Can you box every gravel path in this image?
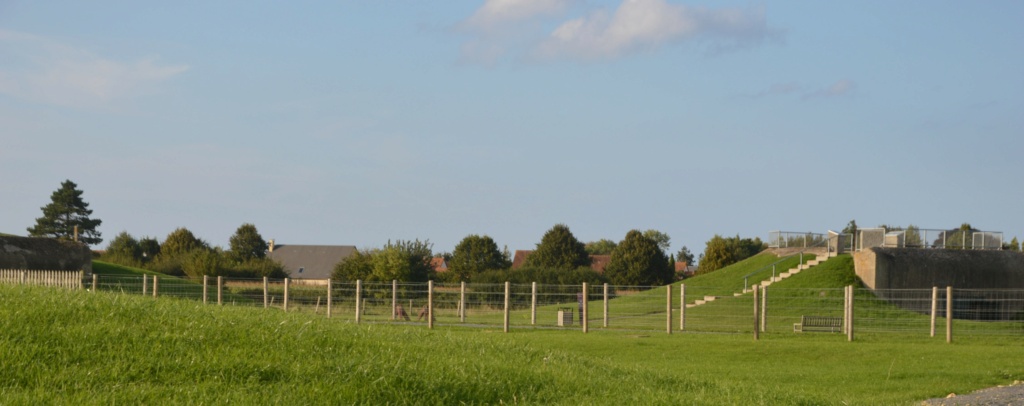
[921,382,1024,405]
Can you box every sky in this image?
[1,1,1022,258]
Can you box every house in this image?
[431,257,449,273]
[265,240,356,280]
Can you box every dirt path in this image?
[921,382,1024,405]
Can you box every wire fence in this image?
[7,273,1024,340]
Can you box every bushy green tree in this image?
[104,231,141,266]
[696,234,765,275]
[449,234,510,282]
[642,229,672,252]
[605,230,672,286]
[161,227,208,256]
[27,180,103,245]
[526,224,591,271]
[1007,237,1020,252]
[676,246,695,265]
[139,237,160,261]
[181,249,228,278]
[228,223,267,261]
[332,249,375,281]
[370,239,433,282]
[585,239,618,255]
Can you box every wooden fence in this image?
[0,269,84,289]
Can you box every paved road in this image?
[922,382,1024,405]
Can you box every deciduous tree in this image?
[526,224,591,271]
[605,230,672,286]
[585,239,618,255]
[450,234,510,282]
[229,223,268,261]
[27,180,103,245]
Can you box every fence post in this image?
[847,285,854,342]
[142,274,148,295]
[327,279,333,318]
[946,286,953,343]
[283,278,290,312]
[752,285,759,341]
[760,285,767,333]
[680,283,686,331]
[428,280,434,330]
[91,274,97,292]
[217,276,224,306]
[152,275,158,298]
[930,286,938,337]
[503,281,510,333]
[461,281,467,323]
[603,283,609,328]
[78,270,84,290]
[356,280,362,324]
[582,282,589,334]
[391,280,398,320]
[202,275,208,305]
[666,284,672,335]
[20,270,26,285]
[263,277,269,309]
[530,282,536,325]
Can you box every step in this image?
[704,295,717,302]
[694,299,706,305]
[685,303,699,308]
[734,292,743,297]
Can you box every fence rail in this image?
[8,273,1024,341]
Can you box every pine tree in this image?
[27,180,102,245]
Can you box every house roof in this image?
[431,257,448,272]
[266,244,357,279]
[511,250,533,269]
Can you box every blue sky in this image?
[2,1,1022,257]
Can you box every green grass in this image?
[1,284,1023,405]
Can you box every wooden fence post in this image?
[327,279,333,318]
[946,286,953,343]
[930,286,938,337]
[20,270,25,285]
[503,281,510,333]
[680,283,686,331]
[202,275,208,304]
[530,282,536,325]
[752,285,759,341]
[428,280,434,329]
[761,285,767,333]
[356,280,362,324]
[391,280,398,320]
[78,270,84,290]
[91,274,98,292]
[603,283,609,328]
[142,274,148,295]
[263,277,269,309]
[217,276,223,306]
[460,281,467,323]
[283,278,290,312]
[666,284,672,335]
[583,282,589,334]
[843,285,851,342]
[152,275,158,298]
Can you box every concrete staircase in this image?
[685,251,833,309]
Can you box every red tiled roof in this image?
[431,257,448,272]
[510,250,610,274]
[511,250,533,269]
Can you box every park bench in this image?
[793,315,843,333]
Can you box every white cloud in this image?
[0,29,188,108]
[536,0,777,60]
[462,0,574,31]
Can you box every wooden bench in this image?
[793,316,843,333]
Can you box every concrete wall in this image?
[854,248,1024,290]
[0,236,92,274]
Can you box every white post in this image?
[582,282,589,334]
[530,282,536,325]
[283,278,290,312]
[847,285,854,342]
[680,283,686,331]
[461,281,467,323]
[930,287,938,337]
[752,285,759,341]
[142,274,148,295]
[152,275,158,298]
[202,275,209,305]
[603,283,609,328]
[91,274,98,292]
[843,285,850,334]
[946,286,953,343]
[263,277,269,309]
[666,284,672,335]
[356,280,362,323]
[392,280,398,320]
[503,281,510,333]
[327,279,333,318]
[760,285,767,332]
[428,280,434,329]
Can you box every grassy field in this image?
[1,281,1023,405]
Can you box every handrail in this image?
[743,238,831,291]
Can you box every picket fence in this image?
[0,269,84,289]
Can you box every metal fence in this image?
[768,231,827,248]
[854,228,1004,250]
[55,274,1024,340]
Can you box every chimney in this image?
[268,239,275,253]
